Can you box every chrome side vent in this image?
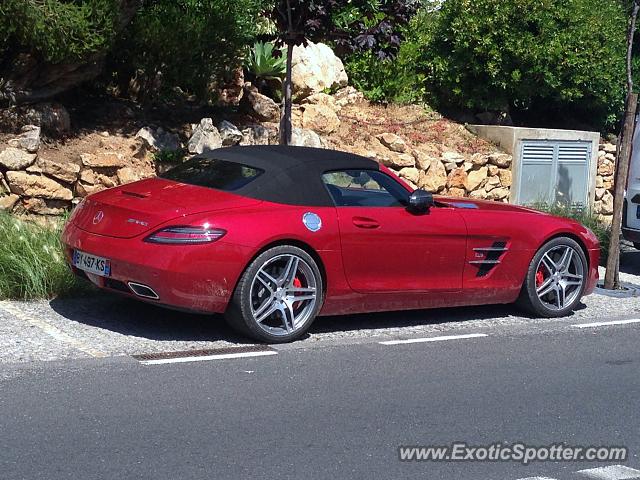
[469,241,509,277]
[128,282,160,300]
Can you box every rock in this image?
[76,182,102,197]
[240,124,271,146]
[412,150,437,171]
[463,162,474,172]
[33,158,80,184]
[447,187,466,197]
[334,86,364,107]
[442,151,465,164]
[447,168,468,189]
[8,125,41,153]
[6,171,73,200]
[21,198,69,216]
[302,104,340,134]
[604,153,615,162]
[398,167,420,185]
[595,188,606,200]
[600,191,614,215]
[217,120,243,146]
[602,143,617,154]
[465,166,488,192]
[487,186,510,200]
[376,133,406,153]
[470,153,488,166]
[80,152,127,168]
[598,161,614,176]
[419,160,447,192]
[488,153,512,168]
[187,118,223,154]
[603,177,614,190]
[488,165,499,176]
[0,147,37,170]
[484,176,501,192]
[0,194,19,211]
[135,127,180,152]
[290,128,324,148]
[241,84,280,122]
[117,167,141,185]
[79,169,96,185]
[497,169,512,187]
[596,176,604,188]
[38,103,71,136]
[469,189,486,199]
[302,92,340,111]
[444,162,458,172]
[291,41,348,99]
[380,153,415,169]
[216,67,245,107]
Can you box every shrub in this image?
[113,0,264,102]
[344,7,435,104]
[0,213,86,300]
[422,0,627,130]
[531,202,611,261]
[0,0,121,63]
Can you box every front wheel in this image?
[517,237,587,317]
[225,245,324,343]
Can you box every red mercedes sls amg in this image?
[63,146,600,342]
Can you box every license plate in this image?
[72,250,111,277]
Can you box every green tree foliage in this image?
[423,0,628,129]
[113,0,264,101]
[0,0,121,63]
[344,6,435,103]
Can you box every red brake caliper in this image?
[536,267,545,288]
[293,277,302,310]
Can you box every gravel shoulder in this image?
[1,250,640,365]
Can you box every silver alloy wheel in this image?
[535,245,584,311]
[249,254,318,336]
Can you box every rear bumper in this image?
[62,222,251,314]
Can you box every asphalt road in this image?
[1,317,640,480]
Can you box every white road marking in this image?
[379,333,488,345]
[572,319,640,329]
[0,301,107,358]
[576,465,640,479]
[515,477,557,480]
[139,350,278,365]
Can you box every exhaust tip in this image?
[127,282,160,300]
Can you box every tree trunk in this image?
[280,41,294,146]
[604,0,640,289]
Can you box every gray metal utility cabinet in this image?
[467,125,600,208]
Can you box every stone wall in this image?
[594,142,616,221]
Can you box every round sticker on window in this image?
[302,212,322,232]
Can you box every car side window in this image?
[322,170,409,207]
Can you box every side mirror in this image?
[407,189,434,213]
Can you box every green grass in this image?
[0,212,89,300]
[531,202,611,261]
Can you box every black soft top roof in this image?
[202,145,380,207]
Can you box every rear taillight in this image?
[144,226,226,244]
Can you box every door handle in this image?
[352,217,380,229]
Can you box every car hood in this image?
[437,197,547,215]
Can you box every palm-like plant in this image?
[245,41,287,101]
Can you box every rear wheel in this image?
[225,245,323,343]
[517,237,587,317]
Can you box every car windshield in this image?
[161,157,263,191]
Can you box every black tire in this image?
[517,236,588,317]
[634,242,640,251]
[225,245,324,343]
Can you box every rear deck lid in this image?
[73,178,260,238]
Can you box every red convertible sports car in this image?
[63,145,600,342]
